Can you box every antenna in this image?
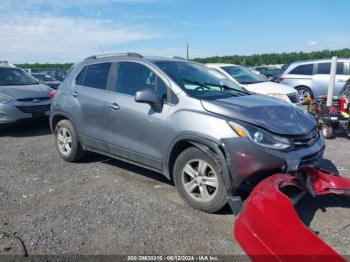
[186,42,189,60]
[99,45,105,55]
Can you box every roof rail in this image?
[84,52,143,61]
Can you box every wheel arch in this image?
[295,85,314,97]
[164,136,233,195]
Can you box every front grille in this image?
[300,150,323,167]
[288,93,300,104]
[16,104,50,114]
[293,128,320,150]
[16,97,50,102]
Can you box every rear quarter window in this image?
[317,62,344,75]
[289,64,314,75]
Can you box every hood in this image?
[245,81,297,95]
[201,94,316,135]
[0,84,53,99]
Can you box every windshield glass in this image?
[222,66,267,84]
[155,61,247,100]
[0,68,38,85]
[45,75,56,81]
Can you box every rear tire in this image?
[173,147,227,213]
[55,119,85,162]
[322,124,333,139]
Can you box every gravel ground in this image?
[0,121,349,257]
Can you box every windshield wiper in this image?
[203,82,250,95]
[182,79,212,90]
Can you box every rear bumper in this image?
[234,168,350,261]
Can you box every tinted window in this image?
[33,74,45,81]
[290,64,313,75]
[337,62,344,74]
[317,62,344,75]
[317,63,331,74]
[116,62,167,101]
[84,63,111,90]
[76,67,87,86]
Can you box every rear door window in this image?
[289,64,314,75]
[317,63,331,74]
[84,63,111,90]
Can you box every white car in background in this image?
[206,63,300,104]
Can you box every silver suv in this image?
[279,59,350,102]
[0,61,53,126]
[50,53,325,213]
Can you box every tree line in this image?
[14,48,350,69]
[16,63,73,70]
[193,48,350,66]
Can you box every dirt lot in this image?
[0,121,350,257]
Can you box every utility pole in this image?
[186,43,189,60]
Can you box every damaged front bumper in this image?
[233,168,350,261]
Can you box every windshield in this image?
[45,75,56,81]
[0,68,38,85]
[155,61,247,100]
[222,66,267,84]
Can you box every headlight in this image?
[266,93,290,103]
[228,121,292,150]
[0,94,13,104]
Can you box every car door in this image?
[103,61,171,170]
[71,62,114,152]
[312,62,350,97]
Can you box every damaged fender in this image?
[234,168,350,261]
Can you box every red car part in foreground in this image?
[233,167,350,261]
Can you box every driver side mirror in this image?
[135,88,163,113]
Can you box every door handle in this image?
[72,90,79,97]
[337,79,346,83]
[108,103,120,110]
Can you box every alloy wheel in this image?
[298,89,311,103]
[181,159,219,202]
[57,127,73,156]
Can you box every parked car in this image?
[50,53,324,213]
[0,61,53,126]
[279,59,350,103]
[31,73,62,89]
[206,64,300,104]
[253,66,281,81]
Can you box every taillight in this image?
[49,90,57,102]
[339,97,348,113]
[278,77,285,82]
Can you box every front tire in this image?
[55,119,85,162]
[296,86,313,104]
[173,147,227,213]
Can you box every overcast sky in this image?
[1,0,350,63]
